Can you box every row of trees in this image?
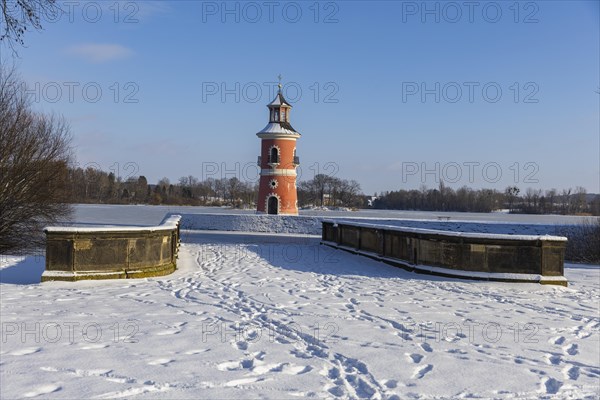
[510,186,597,215]
[68,170,599,215]
[373,183,600,215]
[298,174,364,209]
[68,167,599,216]
[65,168,366,209]
[67,167,259,207]
[373,184,503,213]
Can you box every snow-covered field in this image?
[1,206,599,398]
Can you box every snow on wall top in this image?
[324,219,568,242]
[43,215,182,234]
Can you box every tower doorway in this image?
[267,196,279,215]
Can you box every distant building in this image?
[367,196,378,207]
[255,82,300,215]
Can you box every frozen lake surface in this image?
[69,204,594,227]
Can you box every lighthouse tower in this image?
[256,81,300,215]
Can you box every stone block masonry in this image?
[321,220,568,286]
[42,215,181,282]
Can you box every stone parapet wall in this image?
[42,215,181,282]
[321,220,568,286]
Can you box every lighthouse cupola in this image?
[268,85,292,124]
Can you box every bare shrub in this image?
[0,65,73,254]
[558,218,600,264]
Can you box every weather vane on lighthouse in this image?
[255,74,301,215]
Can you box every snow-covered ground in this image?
[1,228,599,399]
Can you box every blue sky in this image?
[2,0,598,194]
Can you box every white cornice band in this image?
[261,169,297,176]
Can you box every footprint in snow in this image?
[419,343,433,352]
[563,343,578,355]
[405,353,424,363]
[563,365,580,380]
[383,379,398,388]
[540,377,563,395]
[550,336,566,345]
[327,385,344,397]
[545,353,562,365]
[234,341,249,350]
[412,364,433,379]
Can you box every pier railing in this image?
[321,220,568,286]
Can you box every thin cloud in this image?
[66,43,133,63]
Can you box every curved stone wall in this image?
[321,220,568,286]
[42,215,181,282]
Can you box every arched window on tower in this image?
[274,110,280,121]
[281,109,286,122]
[269,147,279,164]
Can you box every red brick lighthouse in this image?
[256,80,300,215]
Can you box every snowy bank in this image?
[175,212,581,237]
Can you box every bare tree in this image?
[0,65,73,253]
[560,188,572,214]
[545,188,557,214]
[505,186,520,212]
[1,0,60,49]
